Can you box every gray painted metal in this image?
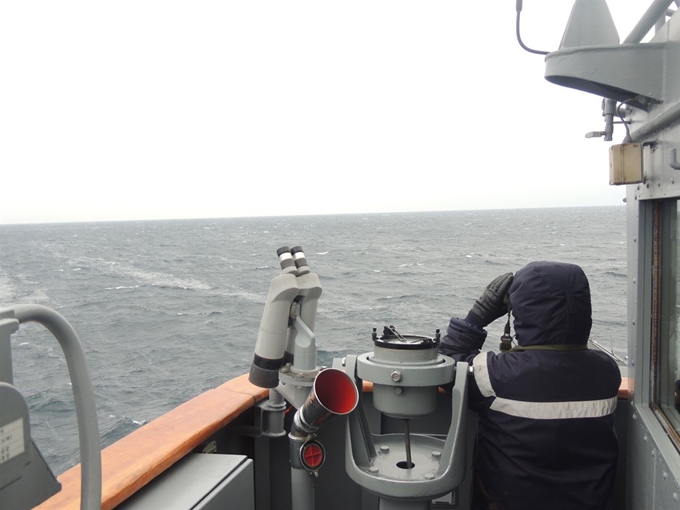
[545,43,666,110]
[0,383,32,491]
[0,441,61,510]
[624,0,675,43]
[558,0,619,49]
[119,454,254,510]
[547,4,680,510]
[0,317,18,385]
[627,408,680,509]
[357,353,455,387]
[0,382,61,510]
[346,361,468,504]
[357,349,455,419]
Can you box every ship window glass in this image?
[659,200,680,431]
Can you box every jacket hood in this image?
[508,261,592,346]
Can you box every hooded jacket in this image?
[440,261,620,510]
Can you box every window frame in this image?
[653,199,680,448]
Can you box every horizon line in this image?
[0,204,626,227]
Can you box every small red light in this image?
[301,442,325,470]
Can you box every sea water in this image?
[0,206,626,475]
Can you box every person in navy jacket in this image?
[439,261,620,510]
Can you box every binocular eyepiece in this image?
[276,246,310,275]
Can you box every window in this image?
[658,200,680,435]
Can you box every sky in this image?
[0,1,652,224]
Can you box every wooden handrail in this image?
[619,376,630,400]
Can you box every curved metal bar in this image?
[11,305,101,510]
[630,101,680,142]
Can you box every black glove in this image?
[469,272,514,327]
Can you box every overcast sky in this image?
[0,1,650,224]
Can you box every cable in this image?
[617,103,632,143]
[516,0,549,56]
[616,97,639,143]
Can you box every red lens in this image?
[302,442,324,469]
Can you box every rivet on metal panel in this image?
[369,466,379,474]
[651,449,656,457]
[380,446,390,454]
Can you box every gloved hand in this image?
[469,272,514,327]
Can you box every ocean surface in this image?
[0,206,627,475]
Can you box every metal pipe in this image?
[291,317,317,372]
[11,304,101,510]
[630,100,680,142]
[291,467,315,510]
[624,0,674,43]
[403,420,413,469]
[0,317,18,384]
[290,368,358,438]
[604,99,616,141]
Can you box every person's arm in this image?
[439,314,488,364]
[438,273,514,396]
